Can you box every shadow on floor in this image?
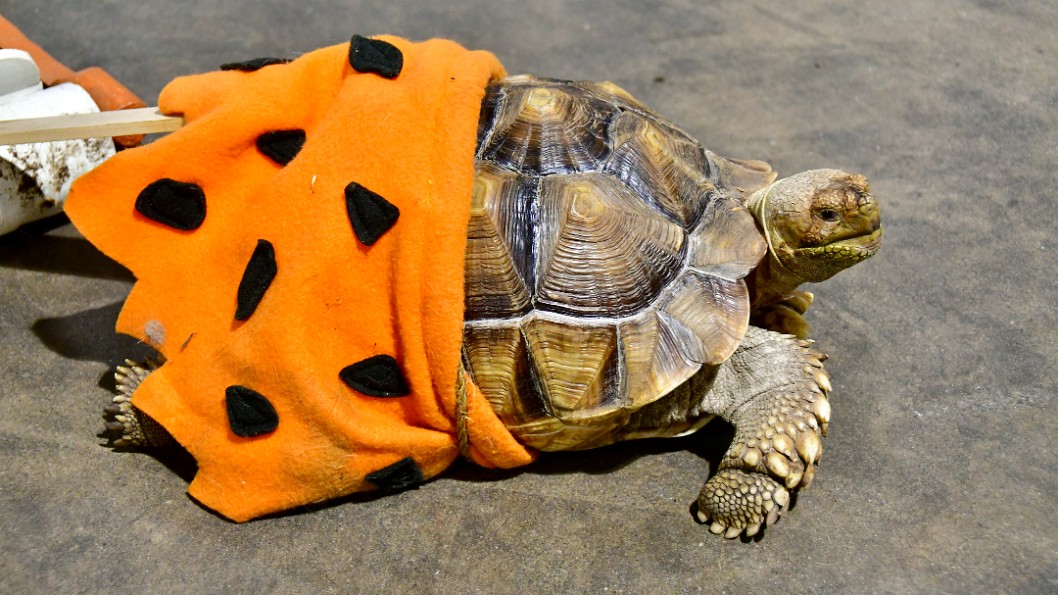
[33,302,155,388]
[0,216,133,281]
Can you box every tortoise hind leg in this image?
[104,358,174,447]
[694,327,831,538]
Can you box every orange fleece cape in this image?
[66,36,535,522]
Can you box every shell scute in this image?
[617,311,702,410]
[605,111,718,227]
[689,196,768,281]
[658,271,751,365]
[521,317,621,415]
[461,324,544,424]
[477,82,616,176]
[463,163,536,319]
[534,172,686,317]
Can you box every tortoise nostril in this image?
[862,205,882,230]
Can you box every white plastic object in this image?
[0,49,115,235]
[0,49,43,103]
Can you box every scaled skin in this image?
[746,169,882,337]
[617,326,833,538]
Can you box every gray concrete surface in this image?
[1,1,1056,592]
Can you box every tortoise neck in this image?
[748,255,803,308]
[745,184,804,308]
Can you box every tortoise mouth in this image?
[797,226,883,261]
[832,226,883,252]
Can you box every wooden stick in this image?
[0,107,183,145]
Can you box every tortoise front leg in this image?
[694,328,831,538]
[750,290,814,339]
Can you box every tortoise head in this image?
[746,169,882,304]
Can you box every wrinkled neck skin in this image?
[747,250,802,309]
[745,183,826,308]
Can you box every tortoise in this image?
[101,56,881,538]
[461,75,881,536]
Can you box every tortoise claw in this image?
[697,469,789,539]
[101,357,173,447]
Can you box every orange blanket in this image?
[66,35,535,522]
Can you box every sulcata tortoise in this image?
[461,75,881,537]
[69,36,881,538]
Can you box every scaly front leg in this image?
[694,327,831,538]
[750,290,814,339]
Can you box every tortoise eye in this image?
[819,208,840,222]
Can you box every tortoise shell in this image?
[462,76,775,450]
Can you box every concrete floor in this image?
[1,1,1056,592]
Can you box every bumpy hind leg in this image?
[104,358,174,447]
[694,327,832,538]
